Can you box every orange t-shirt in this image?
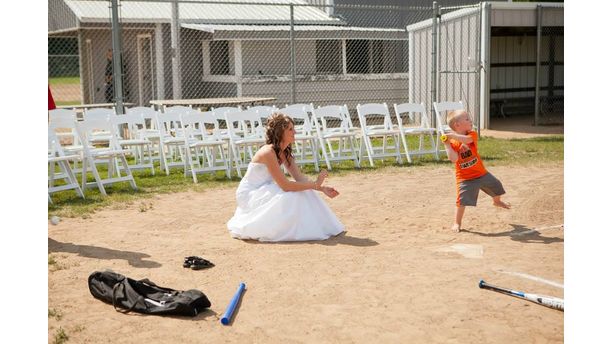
[450,131,487,182]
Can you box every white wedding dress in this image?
[227,162,344,242]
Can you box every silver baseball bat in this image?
[479,280,564,311]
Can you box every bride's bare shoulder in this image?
[252,144,275,163]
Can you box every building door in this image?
[137,35,155,106]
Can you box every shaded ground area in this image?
[485,114,564,139]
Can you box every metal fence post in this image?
[431,1,439,123]
[110,0,124,114]
[171,0,182,100]
[534,4,542,126]
[290,4,296,104]
[479,1,491,132]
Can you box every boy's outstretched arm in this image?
[446,133,474,144]
[443,141,459,162]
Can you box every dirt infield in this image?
[50,84,81,102]
[48,163,563,343]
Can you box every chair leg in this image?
[349,137,359,168]
[187,147,198,183]
[88,158,107,196]
[319,136,332,170]
[119,154,138,190]
[394,135,403,164]
[364,137,375,167]
[399,132,412,164]
[62,160,84,199]
[430,133,440,160]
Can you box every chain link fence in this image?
[48,0,432,114]
[437,4,482,129]
[488,4,564,126]
[48,1,563,128]
[536,6,564,125]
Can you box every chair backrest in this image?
[433,101,465,132]
[181,109,219,140]
[248,105,278,121]
[356,103,394,130]
[83,108,116,121]
[393,102,432,129]
[279,103,315,134]
[210,106,242,120]
[75,118,120,149]
[126,106,159,124]
[111,113,146,139]
[156,111,183,137]
[48,127,65,157]
[224,109,261,139]
[49,109,77,130]
[312,105,352,133]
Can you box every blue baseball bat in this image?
[221,282,246,325]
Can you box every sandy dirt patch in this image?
[48,163,563,343]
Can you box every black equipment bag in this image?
[88,270,211,316]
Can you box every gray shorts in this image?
[457,172,505,207]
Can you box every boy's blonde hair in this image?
[447,110,468,131]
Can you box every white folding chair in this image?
[75,118,138,196]
[111,113,155,175]
[181,109,230,182]
[278,104,320,171]
[49,109,80,150]
[210,106,243,141]
[433,101,465,156]
[83,108,116,144]
[157,106,191,175]
[83,108,115,121]
[224,109,266,177]
[356,103,403,167]
[248,105,278,118]
[312,105,360,169]
[125,106,166,170]
[393,102,439,162]
[248,105,279,137]
[48,128,84,203]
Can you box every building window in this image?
[347,40,402,74]
[316,40,342,74]
[210,41,230,75]
[346,40,369,74]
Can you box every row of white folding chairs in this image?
[168,102,442,172]
[49,108,156,176]
[49,101,464,200]
[48,115,138,202]
[355,101,470,167]
[220,103,359,176]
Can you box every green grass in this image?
[48,308,63,321]
[49,77,80,85]
[48,135,563,217]
[55,101,81,106]
[53,327,69,344]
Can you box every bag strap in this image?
[112,281,144,314]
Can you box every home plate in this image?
[436,244,484,259]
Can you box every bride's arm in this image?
[260,147,322,192]
[285,156,332,190]
[285,156,310,182]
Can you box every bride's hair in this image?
[265,113,294,165]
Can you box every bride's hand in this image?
[321,186,339,198]
[315,169,329,188]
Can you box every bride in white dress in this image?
[227,113,345,242]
